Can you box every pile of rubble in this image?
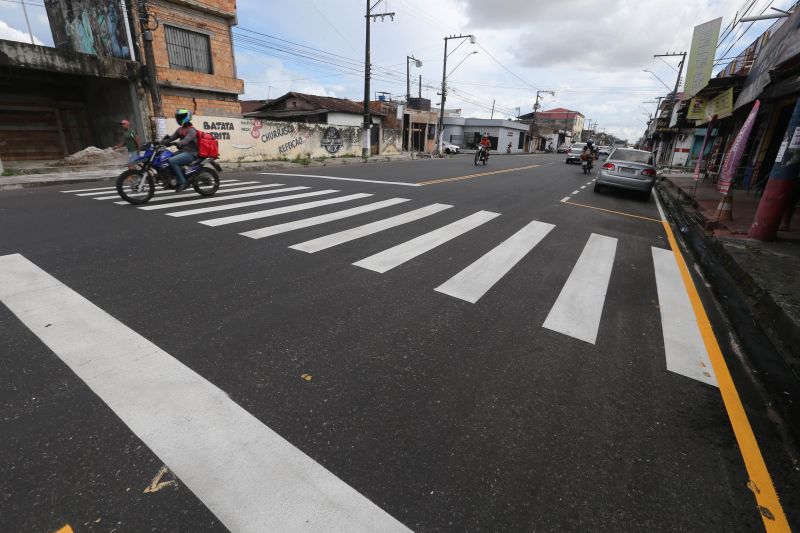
[62,146,127,166]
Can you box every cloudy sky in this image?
[1,0,795,142]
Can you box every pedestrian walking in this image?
[114,119,140,168]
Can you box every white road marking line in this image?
[586,182,592,185]
[93,181,260,201]
[64,186,117,194]
[165,190,338,217]
[113,184,286,205]
[77,179,241,197]
[560,196,570,203]
[199,193,372,227]
[0,253,410,533]
[653,188,667,220]
[259,172,421,187]
[542,233,618,344]
[651,247,718,386]
[353,210,500,274]
[241,198,410,239]
[580,185,586,189]
[138,187,308,211]
[291,204,453,253]
[571,190,580,195]
[435,220,555,303]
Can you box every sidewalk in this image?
[0,153,417,191]
[658,172,800,432]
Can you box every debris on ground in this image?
[62,146,126,166]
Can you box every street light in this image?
[406,55,422,103]
[436,34,476,153]
[642,69,672,92]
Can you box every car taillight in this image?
[641,168,656,176]
[602,163,615,170]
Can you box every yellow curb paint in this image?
[54,527,74,533]
[561,200,662,223]
[660,217,789,532]
[416,164,541,185]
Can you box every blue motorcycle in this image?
[116,142,221,205]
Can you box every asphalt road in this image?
[1,153,798,532]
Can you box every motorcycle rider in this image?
[480,134,491,160]
[581,140,595,168]
[162,108,198,193]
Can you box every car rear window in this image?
[611,149,653,164]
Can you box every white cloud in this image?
[0,19,43,45]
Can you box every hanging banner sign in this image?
[684,17,723,97]
[718,100,760,194]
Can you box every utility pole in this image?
[529,89,554,152]
[21,0,34,44]
[654,52,687,117]
[490,99,495,119]
[418,75,421,98]
[362,1,395,159]
[436,34,475,153]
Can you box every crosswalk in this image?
[60,179,719,385]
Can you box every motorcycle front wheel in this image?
[192,168,220,196]
[474,151,480,165]
[116,169,155,204]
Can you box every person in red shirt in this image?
[480,134,491,159]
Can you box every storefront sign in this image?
[789,126,800,149]
[686,97,707,120]
[718,100,760,194]
[684,18,723,97]
[700,88,733,124]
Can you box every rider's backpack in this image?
[196,130,220,159]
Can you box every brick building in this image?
[144,0,244,117]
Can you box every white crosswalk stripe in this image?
[139,186,309,211]
[353,211,500,274]
[64,185,118,194]
[92,181,259,201]
[240,198,411,239]
[165,190,339,217]
[0,253,411,533]
[77,179,242,197]
[199,193,373,227]
[113,183,286,205]
[542,233,617,344]
[435,219,555,304]
[652,247,717,386]
[290,204,453,254]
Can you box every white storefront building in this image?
[442,118,530,153]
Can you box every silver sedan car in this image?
[594,148,657,197]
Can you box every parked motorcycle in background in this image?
[116,142,222,204]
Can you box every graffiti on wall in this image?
[170,116,364,162]
[321,127,343,154]
[46,0,131,59]
[382,128,402,154]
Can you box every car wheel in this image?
[594,181,602,192]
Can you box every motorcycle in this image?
[474,146,489,166]
[116,142,222,205]
[581,152,594,174]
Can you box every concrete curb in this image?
[657,182,800,440]
[0,155,419,191]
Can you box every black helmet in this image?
[175,108,192,126]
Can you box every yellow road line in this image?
[561,200,662,223]
[416,164,541,185]
[657,199,789,531]
[54,526,74,533]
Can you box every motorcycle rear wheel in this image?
[116,169,155,204]
[192,168,220,196]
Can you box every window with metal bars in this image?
[164,25,212,74]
